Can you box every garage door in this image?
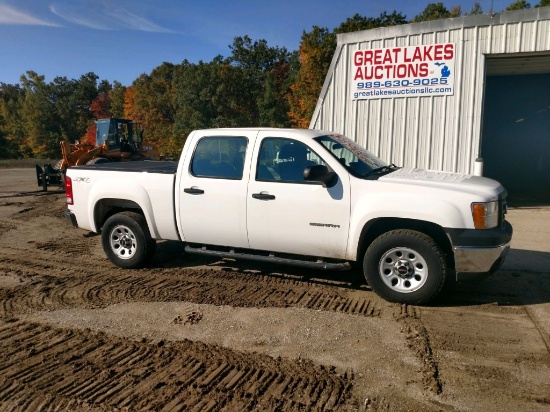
[481,54,550,204]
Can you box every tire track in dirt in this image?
[0,220,17,237]
[0,321,354,411]
[393,304,442,395]
[0,245,382,319]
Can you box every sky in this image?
[0,0,522,87]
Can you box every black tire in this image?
[363,230,446,305]
[86,157,111,165]
[101,211,156,269]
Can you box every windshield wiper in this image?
[362,164,400,179]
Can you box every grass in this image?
[0,159,57,169]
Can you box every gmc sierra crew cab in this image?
[64,128,512,304]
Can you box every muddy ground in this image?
[0,168,549,411]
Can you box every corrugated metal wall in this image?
[310,9,550,174]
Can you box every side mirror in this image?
[304,165,336,187]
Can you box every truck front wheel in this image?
[101,211,156,269]
[363,230,446,304]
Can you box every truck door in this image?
[246,132,351,259]
[177,133,250,248]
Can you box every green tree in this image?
[335,11,407,34]
[229,35,296,127]
[51,72,99,141]
[413,2,452,22]
[72,72,100,135]
[211,63,255,127]
[506,0,531,10]
[131,62,177,155]
[16,71,101,158]
[167,34,297,154]
[172,61,217,154]
[97,79,111,96]
[535,0,550,6]
[19,71,58,157]
[465,2,483,15]
[109,81,126,119]
[0,83,25,158]
[258,54,298,128]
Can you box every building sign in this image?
[351,43,455,100]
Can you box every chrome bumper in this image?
[453,242,510,281]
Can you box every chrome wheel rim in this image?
[378,247,428,293]
[109,225,137,260]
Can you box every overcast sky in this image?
[0,0,521,86]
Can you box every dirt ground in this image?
[0,168,549,411]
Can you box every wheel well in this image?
[357,218,454,269]
[94,199,144,231]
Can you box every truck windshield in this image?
[314,134,395,179]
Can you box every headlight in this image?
[471,201,498,229]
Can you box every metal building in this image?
[310,8,550,201]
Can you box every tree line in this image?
[1,1,547,159]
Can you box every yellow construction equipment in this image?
[37,118,158,189]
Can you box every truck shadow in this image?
[152,241,367,291]
[433,248,550,307]
[153,242,550,307]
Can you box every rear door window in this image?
[191,136,248,179]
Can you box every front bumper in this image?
[446,220,513,281]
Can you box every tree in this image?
[90,93,111,119]
[288,26,336,128]
[52,73,99,143]
[450,6,462,16]
[14,70,102,158]
[413,3,452,22]
[258,54,298,128]
[465,2,483,15]
[19,71,57,157]
[228,35,296,127]
[130,62,177,155]
[288,11,407,128]
[229,35,290,75]
[67,72,100,138]
[535,0,550,6]
[97,79,111,96]
[0,83,25,158]
[506,0,531,10]
[123,86,137,121]
[335,11,407,34]
[172,61,216,153]
[109,81,126,119]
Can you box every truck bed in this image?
[73,160,178,174]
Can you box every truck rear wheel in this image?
[101,211,156,269]
[363,230,446,304]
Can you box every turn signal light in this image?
[471,201,498,229]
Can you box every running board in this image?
[184,245,351,271]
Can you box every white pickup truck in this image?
[64,128,512,304]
